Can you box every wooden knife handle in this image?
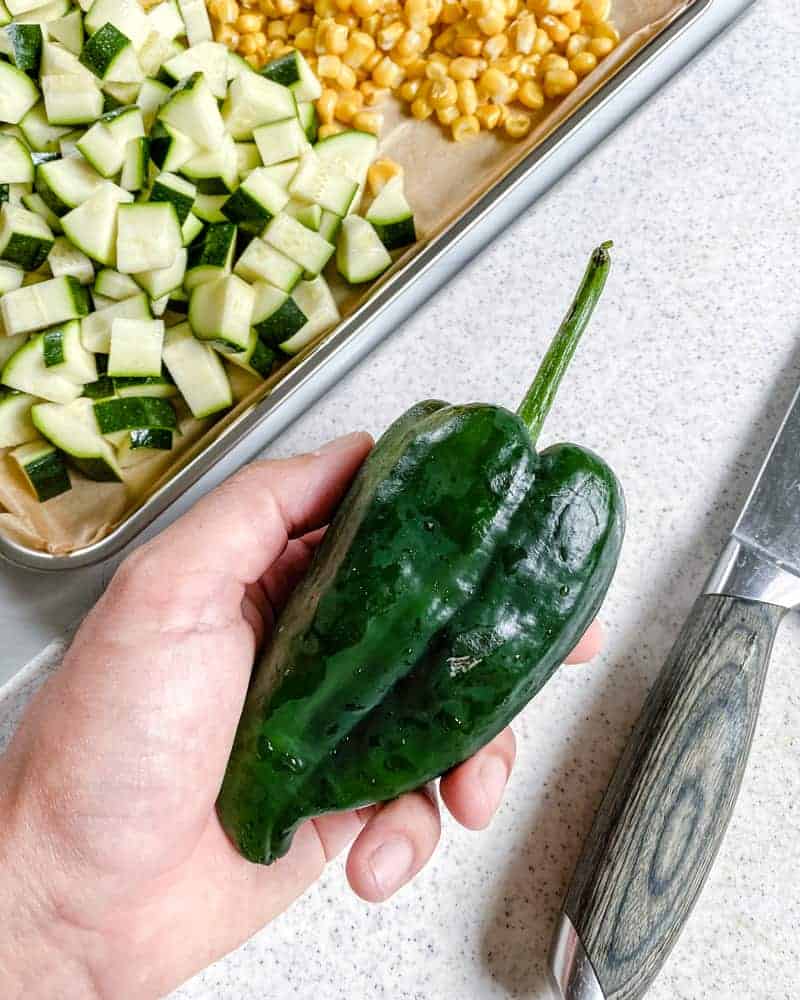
[563,593,784,1000]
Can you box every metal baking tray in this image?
[0,0,749,573]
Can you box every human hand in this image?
[0,432,601,999]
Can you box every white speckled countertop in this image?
[4,0,800,996]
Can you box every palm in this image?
[2,436,599,999]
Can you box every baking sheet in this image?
[0,0,692,554]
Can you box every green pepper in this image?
[218,242,625,864]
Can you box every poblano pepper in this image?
[218,242,625,864]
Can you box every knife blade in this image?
[549,383,800,1000]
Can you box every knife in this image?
[549,382,800,1000]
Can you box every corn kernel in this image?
[542,0,576,13]
[352,109,383,133]
[543,66,577,95]
[404,56,428,76]
[493,53,521,72]
[425,58,449,79]
[513,12,536,52]
[315,0,337,14]
[372,55,405,86]
[437,104,459,124]
[336,10,359,25]
[236,10,264,30]
[451,113,480,140]
[570,49,595,74]
[244,52,261,66]
[563,31,588,56]
[368,158,403,195]
[429,74,458,106]
[336,62,356,87]
[478,66,509,95]
[317,53,342,76]
[441,0,462,22]
[483,33,507,58]
[325,20,350,51]
[395,28,424,58]
[518,77,543,107]
[562,7,580,28]
[399,77,423,100]
[275,0,298,12]
[540,12,570,41]
[433,23,456,49]
[336,89,365,120]
[336,0,352,9]
[294,26,316,49]
[588,34,613,56]
[217,23,240,47]
[405,0,429,30]
[449,55,481,79]
[475,102,501,128]
[239,33,260,53]
[343,30,376,67]
[580,0,609,21]
[353,0,379,13]
[378,19,405,49]
[318,122,344,138]
[410,96,433,118]
[591,19,619,41]
[363,48,383,70]
[211,0,240,20]
[532,25,553,53]
[504,109,531,137]
[267,18,289,37]
[288,8,310,28]
[456,77,478,114]
[477,6,506,34]
[317,87,338,122]
[360,80,390,103]
[540,51,568,71]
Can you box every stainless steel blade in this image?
[705,383,800,609]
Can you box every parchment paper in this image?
[0,0,692,555]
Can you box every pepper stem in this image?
[517,241,612,442]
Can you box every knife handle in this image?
[559,593,784,1000]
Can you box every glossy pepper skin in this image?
[218,243,624,864]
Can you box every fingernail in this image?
[480,755,509,815]
[367,836,414,898]
[315,431,368,455]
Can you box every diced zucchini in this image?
[280,275,339,354]
[118,427,172,466]
[115,201,181,273]
[284,198,321,231]
[221,71,296,141]
[148,119,198,172]
[233,236,301,292]
[48,235,94,284]
[158,72,224,150]
[137,29,180,78]
[235,141,260,178]
[41,317,97,381]
[136,77,170,129]
[2,331,82,402]
[101,105,145,144]
[80,291,150,351]
[0,202,53,269]
[0,0,9,23]
[336,214,392,284]
[180,132,238,193]
[289,149,357,216]
[12,0,71,21]
[0,261,24,293]
[191,192,227,223]
[21,189,64,233]
[162,320,231,418]
[260,50,321,102]
[253,117,309,166]
[317,208,341,245]
[133,246,186,298]
[161,40,227,99]
[262,211,333,276]
[19,102,71,153]
[176,0,212,47]
[184,220,234,290]
[296,100,318,143]
[0,332,29,367]
[107,318,166,377]
[76,120,126,177]
[36,156,105,215]
[189,273,254,352]
[149,170,195,224]
[250,280,306,347]
[41,73,103,125]
[62,183,133,267]
[79,22,143,84]
[221,166,289,230]
[261,160,298,188]
[39,38,93,78]
[120,136,150,191]
[84,0,151,49]
[101,81,141,107]
[94,267,140,299]
[11,437,71,500]
[223,327,276,379]
[0,389,38,447]
[94,394,176,433]
[314,128,377,210]
[46,9,84,54]
[113,373,176,398]
[225,49,251,81]
[147,0,184,41]
[3,23,43,74]
[365,174,416,250]
[150,294,169,316]
[32,397,122,480]
[181,210,203,245]
[0,61,39,125]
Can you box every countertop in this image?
[4,0,800,996]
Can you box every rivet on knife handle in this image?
[552,592,784,1000]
